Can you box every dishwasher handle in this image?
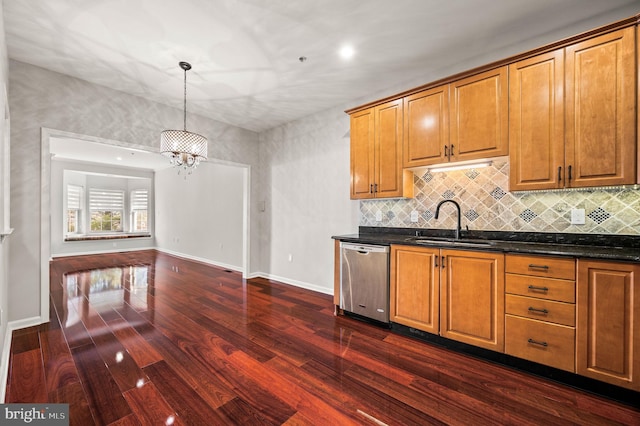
[340,243,389,254]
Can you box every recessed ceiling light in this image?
[116,156,123,161]
[339,45,355,60]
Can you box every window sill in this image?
[64,233,151,242]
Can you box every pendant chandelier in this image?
[160,61,208,171]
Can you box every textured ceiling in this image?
[4,0,640,133]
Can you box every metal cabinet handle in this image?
[441,256,445,269]
[373,183,378,193]
[528,264,549,270]
[527,338,548,347]
[558,166,562,182]
[528,307,549,315]
[444,145,449,158]
[370,184,373,194]
[528,285,549,292]
[450,144,454,156]
[434,256,439,268]
[568,165,572,181]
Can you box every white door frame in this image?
[40,128,251,325]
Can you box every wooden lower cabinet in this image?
[505,315,575,372]
[577,259,640,391]
[440,249,505,352]
[391,246,504,352]
[390,245,439,334]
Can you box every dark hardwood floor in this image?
[5,250,640,425]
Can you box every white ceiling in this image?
[4,0,640,133]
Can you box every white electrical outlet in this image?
[410,211,419,223]
[375,211,383,222]
[571,208,586,225]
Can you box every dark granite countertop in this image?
[332,227,640,262]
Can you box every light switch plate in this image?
[410,211,419,223]
[571,208,586,225]
[375,211,383,222]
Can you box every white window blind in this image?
[89,189,124,210]
[67,185,83,209]
[130,189,148,210]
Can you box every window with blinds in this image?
[66,184,83,233]
[130,189,148,232]
[89,188,124,232]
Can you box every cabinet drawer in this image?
[506,255,575,280]
[505,294,575,327]
[506,274,575,303]
[505,315,575,372]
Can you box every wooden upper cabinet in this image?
[440,249,505,352]
[565,27,636,187]
[577,259,640,391]
[450,67,509,162]
[350,100,408,199]
[403,85,449,168]
[390,245,440,334]
[375,99,404,198]
[350,108,375,199]
[509,50,565,191]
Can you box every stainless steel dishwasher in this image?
[340,242,390,323]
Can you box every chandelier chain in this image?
[183,66,187,131]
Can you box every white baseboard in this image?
[0,316,45,403]
[0,325,11,403]
[155,248,244,274]
[250,271,333,296]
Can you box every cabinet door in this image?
[440,250,505,352]
[390,245,440,334]
[374,99,404,197]
[403,86,449,168]
[509,50,565,191]
[450,67,509,162]
[577,260,640,391]
[350,108,375,199]
[565,27,636,187]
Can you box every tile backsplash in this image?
[360,158,640,235]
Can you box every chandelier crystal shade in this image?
[160,61,207,171]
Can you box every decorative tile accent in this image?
[359,158,640,235]
[465,169,480,180]
[519,209,537,223]
[490,187,506,200]
[464,209,479,222]
[587,207,611,224]
[442,190,455,199]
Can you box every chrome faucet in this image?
[434,199,462,239]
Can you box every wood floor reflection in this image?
[5,250,640,425]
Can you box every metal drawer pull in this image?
[528,307,549,315]
[528,264,549,270]
[528,285,549,292]
[527,338,548,347]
